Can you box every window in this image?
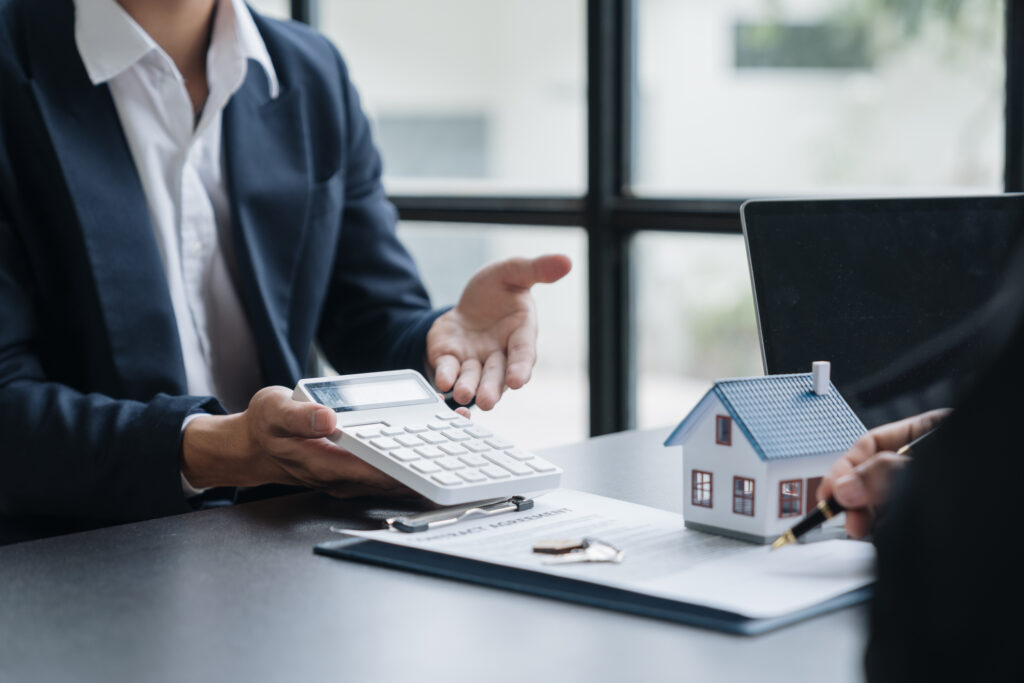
[779,479,803,518]
[289,0,1016,440]
[317,0,586,195]
[733,477,755,516]
[634,232,762,430]
[692,471,713,508]
[635,0,1005,196]
[715,415,732,446]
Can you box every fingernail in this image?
[312,410,331,434]
[835,474,867,508]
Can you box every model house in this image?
[664,362,866,544]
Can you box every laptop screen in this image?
[742,195,1024,427]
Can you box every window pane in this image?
[247,0,290,20]
[635,0,1005,196]
[715,415,731,444]
[396,223,588,449]
[780,480,802,517]
[733,477,754,515]
[318,1,586,195]
[634,232,762,429]
[692,471,712,507]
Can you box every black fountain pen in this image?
[771,429,936,550]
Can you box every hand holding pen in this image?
[773,408,952,548]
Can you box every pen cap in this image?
[812,361,831,396]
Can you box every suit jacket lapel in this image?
[222,64,311,386]
[24,1,187,398]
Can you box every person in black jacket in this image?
[819,240,1024,682]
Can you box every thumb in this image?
[253,387,338,438]
[499,254,572,289]
[833,452,908,509]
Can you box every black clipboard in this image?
[314,536,871,636]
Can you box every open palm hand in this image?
[427,255,572,410]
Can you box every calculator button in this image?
[458,453,489,468]
[394,434,422,448]
[484,453,533,476]
[464,426,492,439]
[355,428,382,439]
[485,438,513,450]
[464,441,490,453]
[387,449,420,463]
[438,443,467,456]
[435,413,459,421]
[436,457,466,471]
[404,424,428,433]
[505,448,534,461]
[380,427,405,436]
[370,438,400,450]
[441,429,470,442]
[480,465,511,480]
[411,461,442,474]
[414,445,445,458]
[527,460,558,473]
[450,418,472,428]
[427,422,448,430]
[432,472,463,486]
[457,470,487,483]
[418,432,446,444]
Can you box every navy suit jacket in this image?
[0,0,440,541]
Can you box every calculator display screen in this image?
[306,375,436,412]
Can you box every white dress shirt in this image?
[73,0,281,494]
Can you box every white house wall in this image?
[681,395,767,540]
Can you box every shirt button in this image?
[189,241,203,256]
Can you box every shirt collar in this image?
[73,0,279,99]
[73,0,154,84]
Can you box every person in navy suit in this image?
[0,0,571,543]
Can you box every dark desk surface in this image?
[0,428,868,683]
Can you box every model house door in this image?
[806,476,823,512]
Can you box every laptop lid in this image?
[741,195,1024,427]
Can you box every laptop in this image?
[741,195,1024,427]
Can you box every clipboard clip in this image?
[386,496,534,533]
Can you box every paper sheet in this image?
[342,489,875,619]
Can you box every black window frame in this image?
[296,0,1024,437]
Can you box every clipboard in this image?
[314,536,871,636]
[313,489,874,636]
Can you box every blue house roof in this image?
[664,373,866,461]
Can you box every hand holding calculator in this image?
[293,370,562,505]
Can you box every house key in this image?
[532,537,625,565]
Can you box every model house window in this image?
[732,477,754,516]
[692,470,713,508]
[779,480,803,518]
[715,415,732,445]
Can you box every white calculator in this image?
[292,370,562,506]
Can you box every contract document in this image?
[315,489,875,634]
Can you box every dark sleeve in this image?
[0,208,222,522]
[865,251,1024,682]
[315,46,445,376]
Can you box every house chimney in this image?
[812,361,831,396]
